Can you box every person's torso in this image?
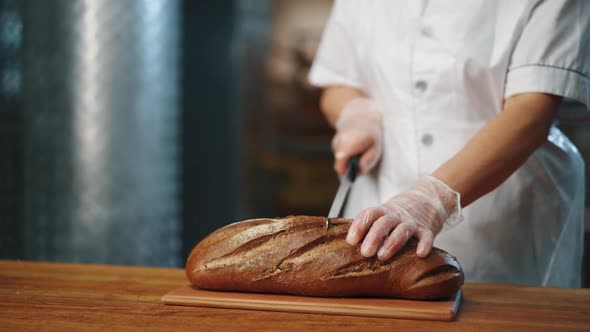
[345,1,533,191]
[341,0,585,287]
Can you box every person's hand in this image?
[346,176,463,259]
[332,98,383,176]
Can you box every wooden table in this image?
[1,260,589,331]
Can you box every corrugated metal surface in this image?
[0,0,23,259]
[21,0,181,266]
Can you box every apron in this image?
[326,0,588,287]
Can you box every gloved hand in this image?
[346,176,463,260]
[332,98,383,176]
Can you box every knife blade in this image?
[326,155,360,230]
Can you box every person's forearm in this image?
[320,86,365,126]
[432,93,562,207]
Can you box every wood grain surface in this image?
[162,286,462,321]
[2,260,590,331]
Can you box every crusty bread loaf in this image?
[186,216,463,300]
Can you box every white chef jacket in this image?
[310,0,589,287]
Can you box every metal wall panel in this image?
[0,0,23,259]
[22,0,180,266]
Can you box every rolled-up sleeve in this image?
[308,0,363,89]
[504,0,590,109]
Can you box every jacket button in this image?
[414,80,428,94]
[420,26,432,37]
[421,133,433,146]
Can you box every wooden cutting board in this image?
[162,286,462,321]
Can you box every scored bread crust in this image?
[186,216,464,300]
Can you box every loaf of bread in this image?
[186,216,463,300]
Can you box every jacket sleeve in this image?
[504,0,590,109]
[308,0,363,89]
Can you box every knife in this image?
[326,155,361,230]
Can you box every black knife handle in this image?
[347,154,361,182]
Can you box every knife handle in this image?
[347,154,361,182]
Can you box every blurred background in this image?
[0,0,589,286]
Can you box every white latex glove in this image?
[332,98,383,176]
[346,176,463,260]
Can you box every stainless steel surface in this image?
[22,0,180,266]
[0,0,22,99]
[0,0,23,260]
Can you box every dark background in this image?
[0,0,337,265]
[181,0,239,261]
